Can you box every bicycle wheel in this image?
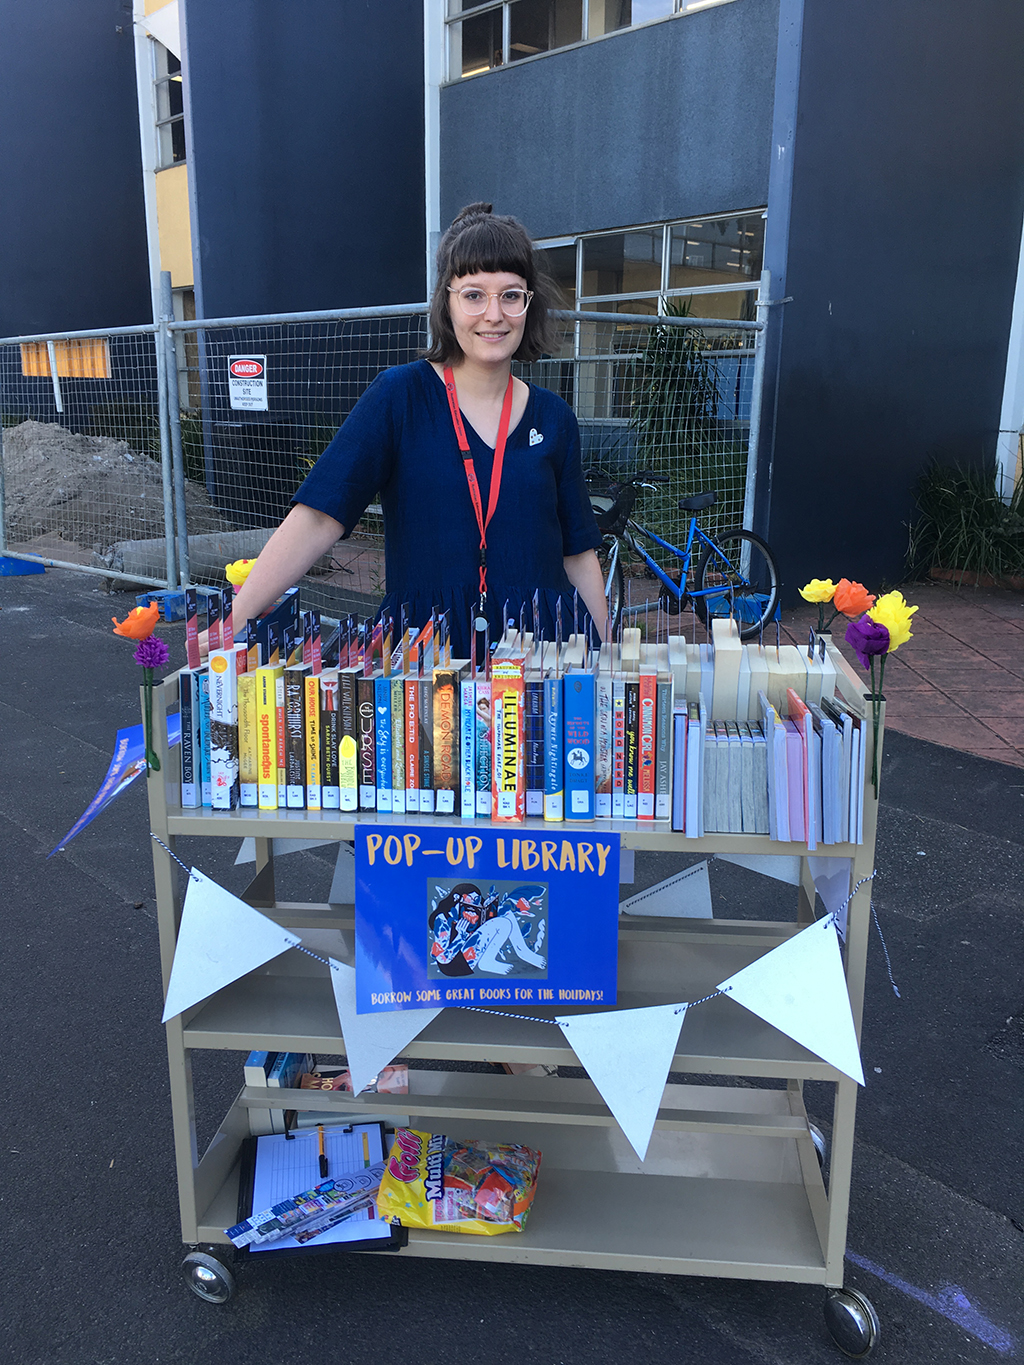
[694,529,779,640]
[596,535,624,636]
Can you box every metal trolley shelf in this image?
[145,644,883,1354]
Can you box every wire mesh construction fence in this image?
[0,302,762,612]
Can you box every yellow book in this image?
[304,673,322,810]
[256,664,283,810]
[238,673,258,807]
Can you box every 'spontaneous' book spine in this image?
[374,675,392,812]
[460,678,476,818]
[390,675,406,815]
[432,670,459,816]
[256,665,282,809]
[238,672,258,807]
[543,675,564,822]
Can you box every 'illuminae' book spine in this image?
[356,676,376,811]
[238,672,258,807]
[390,675,406,815]
[319,670,340,809]
[432,669,459,816]
[474,678,491,817]
[284,664,308,809]
[418,677,434,813]
[374,675,392,813]
[543,673,563,822]
[594,671,612,819]
[637,670,657,820]
[304,672,321,811]
[460,677,476,819]
[492,657,525,821]
[563,670,595,821]
[256,663,283,810]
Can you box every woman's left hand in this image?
[563,549,608,641]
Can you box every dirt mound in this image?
[2,420,233,554]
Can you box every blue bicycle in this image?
[589,473,780,640]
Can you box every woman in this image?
[226,203,607,656]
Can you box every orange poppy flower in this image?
[832,578,876,617]
[112,601,160,639]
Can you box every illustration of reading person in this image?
[428,883,485,977]
[471,885,547,976]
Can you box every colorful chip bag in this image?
[377,1128,541,1236]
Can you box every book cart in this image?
[145,641,883,1357]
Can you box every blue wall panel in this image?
[183,0,426,318]
[768,0,1024,595]
[0,1,149,337]
[440,0,779,238]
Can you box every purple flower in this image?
[133,634,170,670]
[845,617,889,670]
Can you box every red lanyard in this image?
[443,366,515,606]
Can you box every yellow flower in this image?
[225,558,255,586]
[799,578,837,604]
[868,590,918,651]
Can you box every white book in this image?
[750,723,770,835]
[726,722,743,833]
[747,647,769,722]
[703,724,720,834]
[667,634,688,697]
[460,679,476,819]
[739,723,756,834]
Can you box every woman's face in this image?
[447,270,529,370]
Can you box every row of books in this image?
[177,592,867,845]
[243,1050,408,1135]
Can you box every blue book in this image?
[374,675,392,812]
[543,675,563,821]
[179,669,200,808]
[460,678,476,818]
[266,1051,311,1088]
[243,1051,277,1085]
[198,671,212,806]
[563,671,595,821]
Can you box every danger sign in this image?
[228,354,268,410]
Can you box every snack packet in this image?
[377,1129,540,1236]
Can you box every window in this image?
[446,0,738,79]
[154,43,186,168]
[20,338,111,379]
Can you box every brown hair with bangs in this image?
[424,202,558,365]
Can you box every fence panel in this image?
[0,326,176,587]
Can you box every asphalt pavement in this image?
[1,567,1021,1365]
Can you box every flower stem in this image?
[143,667,161,772]
[869,655,885,799]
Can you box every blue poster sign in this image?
[355,826,620,1013]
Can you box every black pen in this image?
[318,1124,329,1178]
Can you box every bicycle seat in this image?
[678,491,717,512]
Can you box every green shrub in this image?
[907,462,1024,581]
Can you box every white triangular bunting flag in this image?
[162,868,301,1022]
[716,853,802,885]
[620,861,713,918]
[716,918,864,1084]
[329,961,442,1096]
[808,856,853,937]
[555,1003,687,1161]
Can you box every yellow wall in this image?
[144,0,171,16]
[156,163,194,287]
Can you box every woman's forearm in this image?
[563,549,608,642]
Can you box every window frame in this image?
[153,41,186,170]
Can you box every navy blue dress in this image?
[294,360,603,658]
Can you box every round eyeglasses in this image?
[448,286,533,317]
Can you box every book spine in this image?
[304,674,321,810]
[179,670,199,808]
[624,679,639,819]
[255,666,281,809]
[474,679,491,816]
[418,677,434,812]
[284,667,306,808]
[390,675,406,815]
[208,650,240,810]
[320,673,341,809]
[460,678,476,818]
[275,671,286,806]
[185,587,201,671]
[543,675,564,822]
[338,672,358,811]
[356,676,376,810]
[594,673,612,818]
[404,679,420,812]
[611,678,625,818]
[637,673,657,819]
[492,659,525,821]
[432,670,459,816]
[198,671,212,806]
[525,678,544,816]
[374,675,392,812]
[238,673,258,807]
[563,671,595,820]
[671,711,687,831]
[655,679,673,820]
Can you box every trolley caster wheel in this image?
[824,1287,880,1357]
[182,1251,236,1304]
[809,1122,828,1168]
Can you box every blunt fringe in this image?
[424,203,558,365]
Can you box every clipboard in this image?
[234,1121,406,1259]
